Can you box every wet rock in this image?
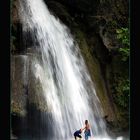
[11,0,129,132]
[11,53,51,116]
[11,55,28,116]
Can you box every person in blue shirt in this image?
[83,120,91,140]
[73,129,83,140]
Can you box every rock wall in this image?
[44,0,129,131]
[11,0,129,132]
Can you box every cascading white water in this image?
[17,0,127,140]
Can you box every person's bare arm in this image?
[81,126,86,131]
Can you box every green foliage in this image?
[116,27,130,61]
[107,20,118,28]
[113,75,129,108]
[116,28,129,46]
[119,47,130,61]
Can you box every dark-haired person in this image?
[83,120,91,140]
[73,129,83,140]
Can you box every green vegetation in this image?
[116,27,130,61]
[118,47,129,61]
[11,0,129,131]
[114,27,130,108]
[113,75,129,108]
[116,28,129,46]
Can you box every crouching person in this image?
[74,129,83,140]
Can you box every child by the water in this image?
[73,129,83,140]
[83,120,91,140]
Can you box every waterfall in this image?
[16,0,120,139]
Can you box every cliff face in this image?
[44,0,129,131]
[11,0,129,133]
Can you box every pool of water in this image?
[12,136,129,140]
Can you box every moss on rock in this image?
[72,28,117,121]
